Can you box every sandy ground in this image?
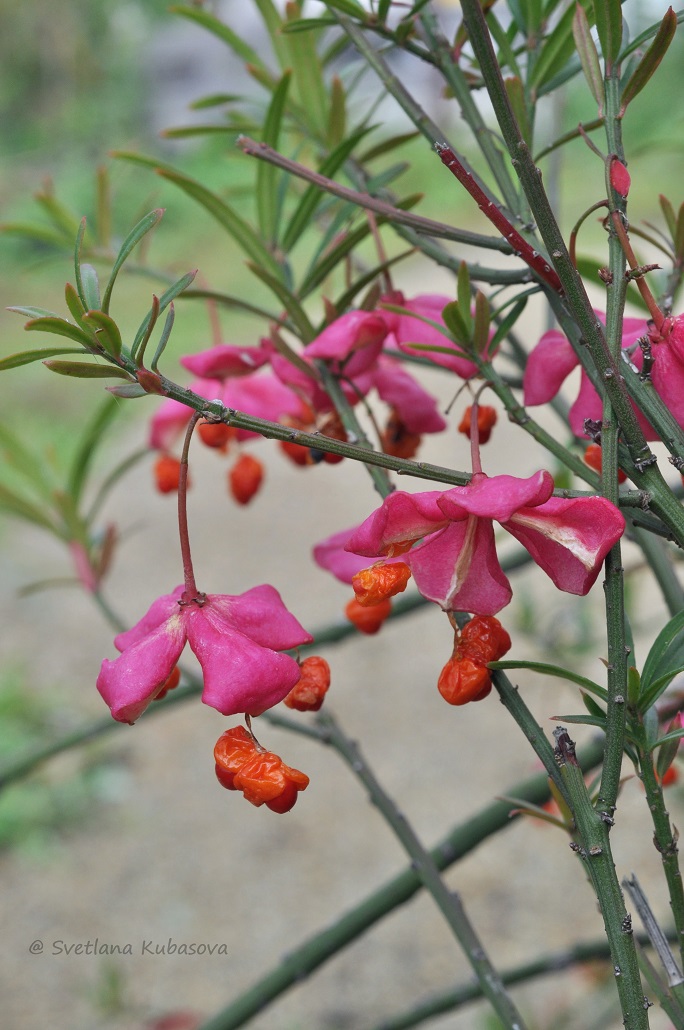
[1,318,682,1030]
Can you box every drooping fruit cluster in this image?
[352,562,411,607]
[214,725,309,813]
[438,615,511,706]
[284,656,331,712]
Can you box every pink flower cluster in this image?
[316,470,625,616]
[523,311,684,438]
[149,293,479,455]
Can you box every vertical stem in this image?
[178,411,201,598]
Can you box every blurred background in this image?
[3,3,684,1029]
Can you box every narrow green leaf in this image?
[80,264,101,312]
[156,168,283,280]
[67,397,121,505]
[490,659,608,701]
[169,5,266,70]
[182,288,281,322]
[246,263,315,342]
[572,4,605,109]
[675,202,684,260]
[34,185,80,239]
[131,271,198,355]
[441,301,472,348]
[456,262,472,334]
[0,483,58,533]
[639,664,684,714]
[328,76,347,147]
[0,347,86,371]
[280,17,337,32]
[101,209,164,314]
[640,609,684,705]
[190,93,242,109]
[504,75,534,144]
[7,305,61,320]
[621,7,678,111]
[473,291,491,355]
[96,166,112,250]
[65,283,88,329]
[0,222,73,248]
[655,730,680,780]
[283,4,328,135]
[82,310,123,359]
[359,131,419,163]
[253,0,289,68]
[24,316,95,348]
[162,124,255,140]
[593,0,622,69]
[0,421,54,501]
[378,0,392,22]
[150,306,176,372]
[106,383,148,398]
[489,296,528,352]
[531,1,593,90]
[257,72,292,245]
[651,728,684,752]
[550,713,607,729]
[321,0,366,15]
[281,127,374,252]
[581,691,607,720]
[43,360,132,380]
[74,217,88,308]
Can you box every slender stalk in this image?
[637,743,684,970]
[316,362,394,499]
[554,729,649,1029]
[372,937,661,1030]
[177,411,201,598]
[237,136,511,253]
[195,735,606,1030]
[317,711,529,1030]
[597,69,629,820]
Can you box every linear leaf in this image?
[530,0,593,90]
[156,168,283,280]
[0,222,73,248]
[0,483,58,533]
[43,360,132,380]
[82,310,123,359]
[258,72,292,245]
[7,305,62,320]
[490,659,608,701]
[593,0,622,69]
[101,209,164,314]
[0,347,86,371]
[621,7,678,111]
[281,127,374,252]
[182,288,281,322]
[169,5,266,70]
[80,264,101,312]
[0,422,54,501]
[64,283,88,329]
[67,397,121,505]
[132,271,198,355]
[572,4,605,109]
[283,4,328,135]
[24,316,95,348]
[246,263,315,341]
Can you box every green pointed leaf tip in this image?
[620,7,677,111]
[441,301,472,348]
[572,5,605,109]
[593,0,623,69]
[24,316,95,348]
[0,348,86,371]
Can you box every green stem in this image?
[638,741,684,969]
[458,0,684,550]
[195,735,605,1030]
[631,527,684,617]
[316,362,393,499]
[417,9,522,216]
[318,712,529,1030]
[372,936,661,1030]
[598,71,629,820]
[236,135,510,252]
[554,728,649,1029]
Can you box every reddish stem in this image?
[610,211,665,330]
[435,143,563,294]
[178,411,202,599]
[470,401,483,475]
